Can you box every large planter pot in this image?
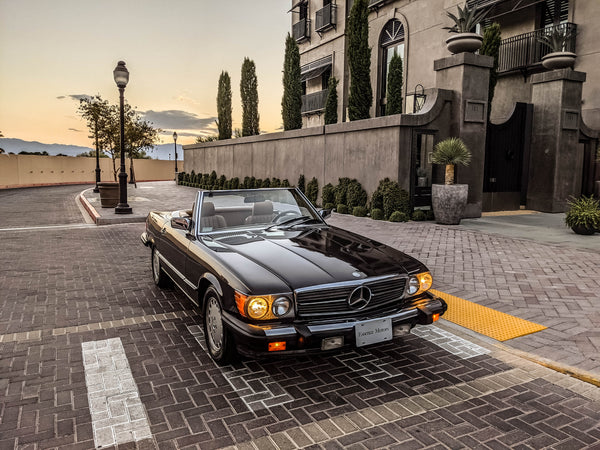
[432,184,468,225]
[97,182,119,208]
[445,33,483,54]
[541,51,576,70]
[571,224,596,235]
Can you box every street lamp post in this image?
[173,131,178,181]
[93,109,101,193]
[113,61,132,214]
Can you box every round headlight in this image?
[272,297,291,317]
[407,276,419,295]
[419,272,433,291]
[247,297,268,319]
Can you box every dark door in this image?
[483,102,533,211]
[411,131,435,209]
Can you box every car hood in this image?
[200,226,425,292]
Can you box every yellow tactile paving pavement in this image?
[432,289,547,341]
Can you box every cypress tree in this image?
[481,23,501,119]
[282,33,303,130]
[217,71,232,140]
[347,0,372,121]
[385,53,403,115]
[324,76,339,125]
[240,57,260,136]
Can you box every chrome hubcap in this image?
[152,251,160,283]
[206,297,223,352]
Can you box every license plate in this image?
[355,318,393,347]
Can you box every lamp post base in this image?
[115,203,133,214]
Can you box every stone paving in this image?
[0,184,599,449]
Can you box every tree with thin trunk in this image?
[282,33,303,130]
[324,77,338,125]
[241,57,260,136]
[347,0,372,121]
[385,53,403,115]
[217,71,232,140]
[480,23,501,119]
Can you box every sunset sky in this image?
[0,0,291,147]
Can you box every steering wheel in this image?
[272,210,300,224]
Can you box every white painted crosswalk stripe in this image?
[82,338,152,448]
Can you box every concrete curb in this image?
[78,190,99,224]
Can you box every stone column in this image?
[434,52,493,218]
[527,69,586,212]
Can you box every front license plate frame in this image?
[355,318,393,347]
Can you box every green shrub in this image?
[271,178,281,187]
[231,177,240,189]
[297,174,306,193]
[261,178,271,188]
[322,183,335,206]
[336,204,349,214]
[371,208,384,220]
[306,177,319,205]
[282,179,291,187]
[353,206,368,217]
[383,182,411,219]
[412,210,427,221]
[334,177,352,205]
[389,211,409,222]
[426,210,435,221]
[324,202,335,210]
[255,178,263,188]
[250,177,257,189]
[565,195,600,230]
[346,180,368,209]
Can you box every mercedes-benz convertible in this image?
[141,188,446,364]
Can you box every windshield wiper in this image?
[265,215,321,231]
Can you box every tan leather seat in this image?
[200,201,227,231]
[245,201,275,224]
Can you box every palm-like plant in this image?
[565,195,600,231]
[537,27,574,53]
[444,2,489,34]
[432,137,472,185]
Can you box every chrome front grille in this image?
[295,276,407,319]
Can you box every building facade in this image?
[290,0,600,130]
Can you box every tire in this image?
[151,247,171,288]
[203,286,236,364]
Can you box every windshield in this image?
[198,188,324,233]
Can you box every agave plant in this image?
[565,195,600,231]
[537,26,575,53]
[431,137,472,185]
[444,2,489,34]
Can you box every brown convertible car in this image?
[141,188,447,364]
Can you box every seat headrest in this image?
[201,201,216,216]
[253,201,273,216]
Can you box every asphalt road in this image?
[0,184,599,449]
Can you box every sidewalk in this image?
[79,182,600,379]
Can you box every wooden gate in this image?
[483,102,533,211]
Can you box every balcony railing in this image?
[315,3,336,32]
[293,18,310,42]
[369,0,392,9]
[498,22,577,74]
[302,89,328,114]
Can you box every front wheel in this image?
[151,247,171,288]
[203,287,236,364]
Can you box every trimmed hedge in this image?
[337,204,349,214]
[371,208,384,220]
[353,206,368,217]
[389,211,409,222]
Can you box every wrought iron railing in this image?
[293,18,310,42]
[302,89,328,114]
[498,22,577,73]
[369,0,391,9]
[315,3,335,32]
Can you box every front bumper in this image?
[222,293,447,358]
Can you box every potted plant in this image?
[538,26,576,70]
[97,181,119,208]
[565,195,600,235]
[444,2,489,54]
[431,137,472,225]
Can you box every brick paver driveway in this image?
[0,185,599,449]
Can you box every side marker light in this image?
[268,341,286,352]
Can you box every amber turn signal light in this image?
[432,313,440,322]
[268,341,286,352]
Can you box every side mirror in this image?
[319,208,332,220]
[171,217,192,231]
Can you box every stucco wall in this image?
[183,89,452,196]
[0,155,183,189]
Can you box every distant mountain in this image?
[0,138,183,160]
